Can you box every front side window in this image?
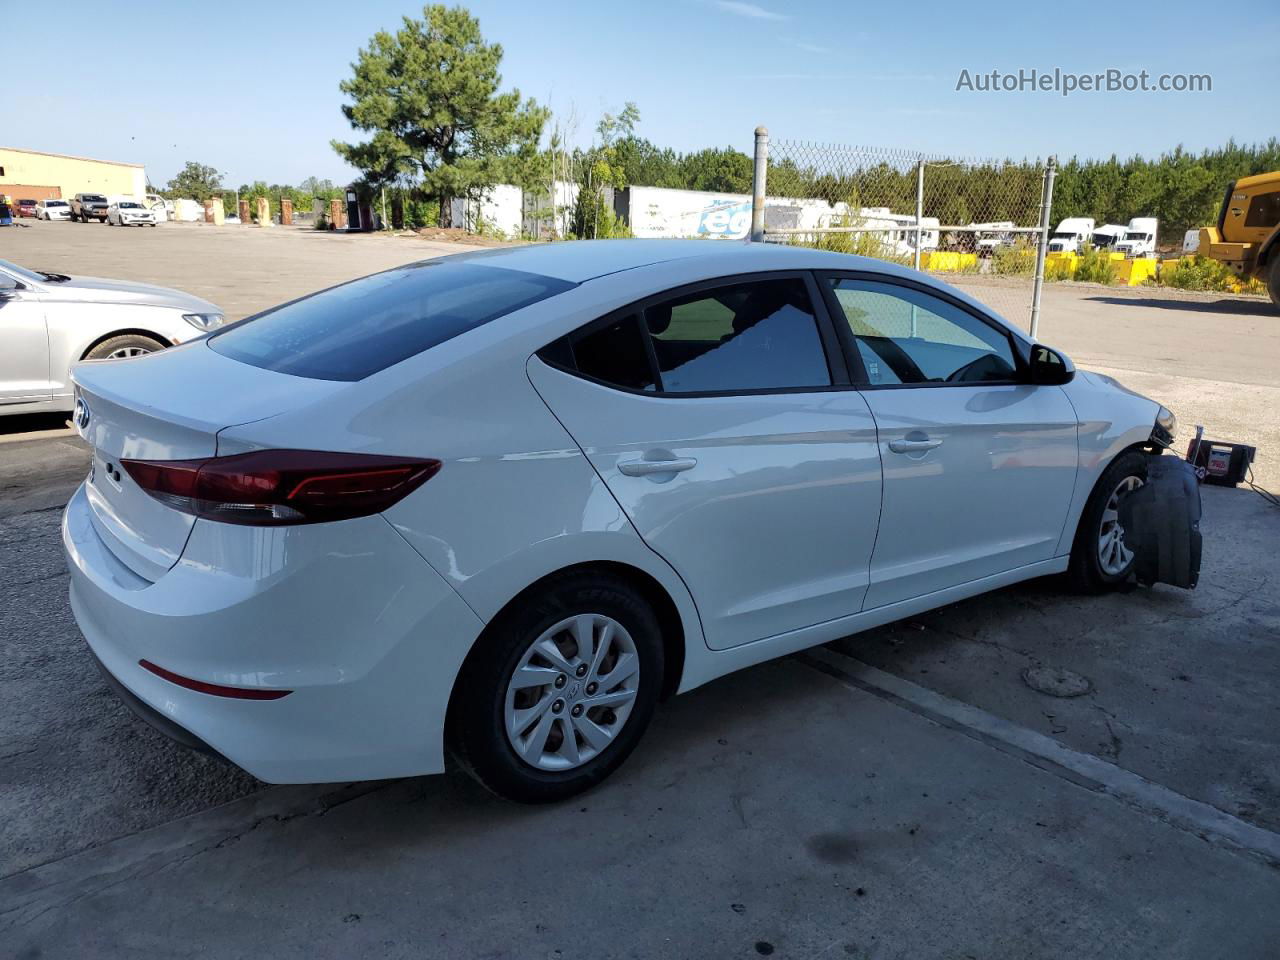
[643,277,830,393]
[826,278,1018,386]
[210,260,575,381]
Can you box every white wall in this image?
[450,184,524,238]
[621,186,862,240]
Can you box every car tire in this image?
[83,334,166,361]
[1267,254,1280,310]
[1068,449,1149,593]
[450,570,664,803]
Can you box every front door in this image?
[0,280,51,406]
[821,275,1078,609]
[530,274,883,650]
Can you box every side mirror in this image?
[1028,344,1075,385]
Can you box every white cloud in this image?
[712,1,789,21]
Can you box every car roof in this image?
[441,238,923,284]
[408,239,1030,341]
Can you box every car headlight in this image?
[183,313,225,332]
[1152,405,1177,448]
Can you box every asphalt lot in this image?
[3,221,1280,957]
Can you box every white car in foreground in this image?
[107,201,159,227]
[64,240,1181,802]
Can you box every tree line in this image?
[160,4,1280,242]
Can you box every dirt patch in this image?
[409,226,524,247]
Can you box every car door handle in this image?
[617,457,698,477]
[888,438,943,454]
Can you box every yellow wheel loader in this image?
[1199,172,1280,308]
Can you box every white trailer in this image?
[450,184,524,239]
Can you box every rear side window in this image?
[570,314,656,392]
[548,276,831,395]
[209,261,574,381]
[644,278,830,392]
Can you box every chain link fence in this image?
[753,133,1056,334]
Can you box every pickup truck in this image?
[69,193,110,223]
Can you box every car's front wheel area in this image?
[450,571,663,803]
[1069,449,1150,592]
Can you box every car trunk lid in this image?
[72,341,343,580]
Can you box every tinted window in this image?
[827,279,1017,386]
[210,261,574,381]
[1245,191,1280,229]
[643,278,830,393]
[570,314,656,392]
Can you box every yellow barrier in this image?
[919,251,978,272]
[1114,258,1158,286]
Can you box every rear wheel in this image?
[451,571,663,803]
[84,334,165,361]
[1068,449,1149,592]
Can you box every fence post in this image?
[1029,155,1057,339]
[750,125,769,242]
[913,156,925,271]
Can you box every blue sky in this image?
[9,0,1275,188]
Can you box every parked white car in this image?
[36,198,73,221]
[0,257,223,417]
[63,240,1179,802]
[107,201,159,227]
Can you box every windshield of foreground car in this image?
[83,195,107,203]
[45,200,68,207]
[208,260,577,382]
[119,202,143,209]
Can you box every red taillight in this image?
[120,450,441,526]
[140,659,292,700]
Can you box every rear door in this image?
[529,272,883,650]
[820,274,1078,609]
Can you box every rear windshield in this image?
[208,260,575,382]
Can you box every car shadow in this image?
[1084,296,1274,317]
[0,412,71,437]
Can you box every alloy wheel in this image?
[503,613,640,772]
[106,346,153,360]
[1098,475,1143,576]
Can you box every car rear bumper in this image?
[62,483,486,783]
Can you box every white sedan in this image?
[36,198,72,221]
[63,240,1183,802]
[107,200,158,227]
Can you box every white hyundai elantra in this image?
[63,240,1179,802]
